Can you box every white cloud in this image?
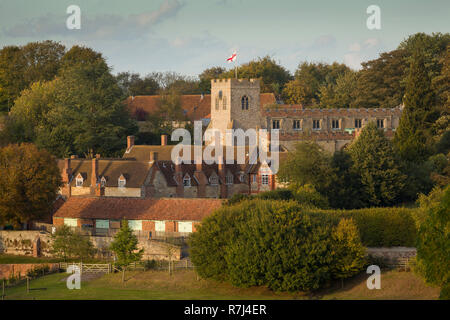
[349,42,361,52]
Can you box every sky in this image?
[0,0,449,76]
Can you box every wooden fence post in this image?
[26,277,29,294]
[2,279,5,299]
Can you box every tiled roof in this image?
[57,159,151,188]
[54,197,223,221]
[263,106,403,117]
[126,93,277,121]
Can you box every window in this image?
[226,175,233,185]
[239,173,245,183]
[128,220,142,231]
[219,90,223,99]
[95,219,109,229]
[332,119,340,130]
[118,175,126,188]
[261,174,269,185]
[241,96,249,110]
[313,120,321,130]
[178,221,193,233]
[377,119,385,128]
[75,174,83,187]
[155,221,165,232]
[64,218,78,227]
[183,174,191,187]
[355,119,362,128]
[272,119,280,130]
[100,176,106,187]
[209,175,218,185]
[252,175,257,183]
[215,97,219,110]
[223,96,227,110]
[293,119,301,130]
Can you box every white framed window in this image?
[313,119,321,130]
[155,220,165,232]
[272,119,280,130]
[128,220,142,231]
[183,174,191,187]
[332,119,340,130]
[118,175,126,188]
[355,119,362,128]
[261,174,269,185]
[226,175,233,185]
[64,218,78,227]
[75,174,83,187]
[178,221,193,233]
[293,119,301,130]
[239,173,245,183]
[209,175,218,185]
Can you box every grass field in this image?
[1,269,439,300]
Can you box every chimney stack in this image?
[150,151,158,162]
[62,158,72,183]
[161,135,168,146]
[127,136,135,151]
[218,157,227,199]
[91,157,98,188]
[174,158,183,197]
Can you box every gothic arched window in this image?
[241,96,249,110]
[223,96,227,110]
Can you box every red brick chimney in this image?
[161,135,168,146]
[62,158,72,183]
[127,136,135,151]
[194,160,207,197]
[91,157,98,188]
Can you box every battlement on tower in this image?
[211,78,260,88]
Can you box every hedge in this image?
[317,207,419,247]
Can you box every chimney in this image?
[127,135,135,151]
[161,135,168,146]
[62,158,72,183]
[150,151,158,162]
[195,160,202,172]
[194,160,207,197]
[91,157,98,188]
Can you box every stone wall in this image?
[367,247,417,265]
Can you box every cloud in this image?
[343,37,382,70]
[3,0,184,40]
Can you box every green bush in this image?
[190,200,366,292]
[330,207,418,247]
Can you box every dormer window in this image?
[118,174,126,188]
[100,176,106,187]
[241,96,249,110]
[183,174,191,187]
[75,174,84,187]
[209,175,218,186]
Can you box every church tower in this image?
[209,78,263,145]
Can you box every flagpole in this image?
[235,62,237,79]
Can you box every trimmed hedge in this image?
[317,207,418,247]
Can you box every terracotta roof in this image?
[57,159,151,188]
[54,197,223,221]
[263,106,403,117]
[127,93,277,121]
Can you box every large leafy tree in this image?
[0,143,61,227]
[348,122,406,206]
[116,72,160,96]
[51,225,95,261]
[0,41,65,113]
[10,52,137,158]
[318,70,358,109]
[198,66,226,93]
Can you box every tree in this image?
[395,48,439,162]
[348,122,406,206]
[198,67,226,93]
[416,185,450,300]
[51,225,95,261]
[331,218,366,288]
[10,54,137,158]
[318,70,358,109]
[221,56,292,94]
[116,72,160,96]
[281,79,310,105]
[0,143,61,227]
[278,141,335,197]
[110,220,143,281]
[0,41,65,114]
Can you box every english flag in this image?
[227,52,237,62]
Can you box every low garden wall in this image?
[0,263,59,280]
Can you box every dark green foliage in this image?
[348,122,406,207]
[190,200,367,292]
[416,186,450,299]
[51,225,95,261]
[110,220,143,267]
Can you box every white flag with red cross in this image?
[227,52,237,63]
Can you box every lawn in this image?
[2,269,440,300]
